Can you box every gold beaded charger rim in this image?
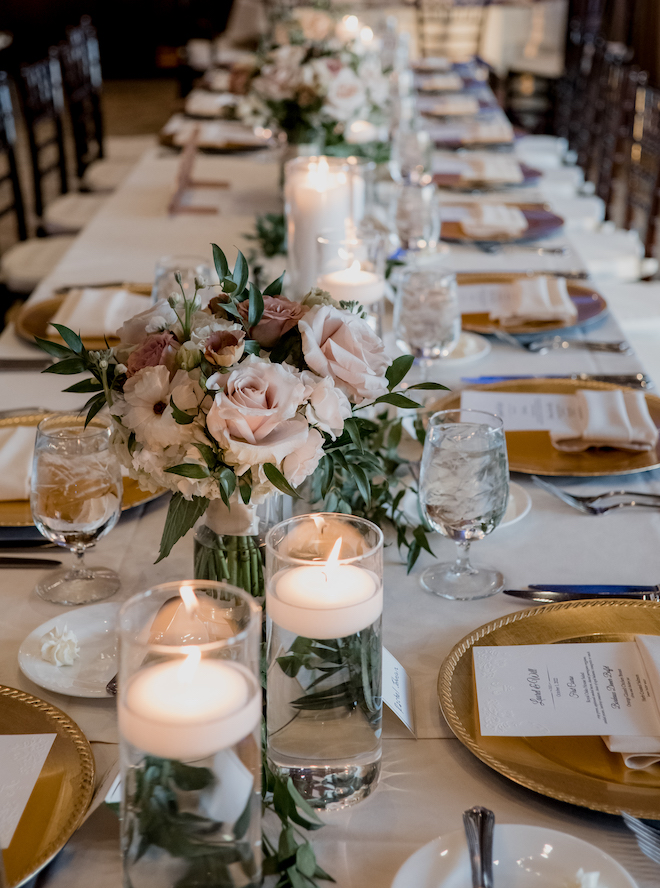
[438,599,660,819]
[426,378,660,477]
[0,683,95,887]
[456,273,607,335]
[0,412,165,527]
[15,283,152,351]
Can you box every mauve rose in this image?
[205,329,245,368]
[238,295,309,348]
[299,305,389,405]
[126,332,179,377]
[207,355,310,476]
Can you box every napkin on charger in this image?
[0,426,37,501]
[184,90,236,117]
[428,94,480,116]
[604,636,660,769]
[550,389,659,453]
[490,276,577,326]
[50,288,150,339]
[462,153,523,184]
[418,72,463,92]
[464,117,514,144]
[460,204,528,238]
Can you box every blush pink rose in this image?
[299,305,389,405]
[238,295,309,348]
[206,355,310,476]
[205,329,245,368]
[282,428,325,486]
[126,332,179,377]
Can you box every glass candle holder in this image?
[284,156,367,298]
[118,580,262,888]
[316,232,386,333]
[265,514,383,810]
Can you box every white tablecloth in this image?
[2,146,660,888]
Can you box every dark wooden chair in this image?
[0,72,27,243]
[623,83,660,258]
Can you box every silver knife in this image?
[505,587,659,603]
[0,557,62,569]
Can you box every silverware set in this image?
[621,812,660,865]
[473,242,568,256]
[491,327,631,355]
[531,475,660,515]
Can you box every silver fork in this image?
[621,812,660,865]
[531,475,660,514]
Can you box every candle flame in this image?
[327,537,342,566]
[360,26,373,44]
[343,15,359,33]
[180,584,199,617]
[177,646,201,684]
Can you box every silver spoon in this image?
[463,806,495,888]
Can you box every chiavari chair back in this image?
[0,72,27,244]
[596,63,643,215]
[624,83,660,258]
[59,16,105,182]
[417,1,487,63]
[18,51,68,224]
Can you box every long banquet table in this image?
[2,145,660,888]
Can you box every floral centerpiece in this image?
[236,7,390,157]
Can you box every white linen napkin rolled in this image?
[50,288,150,339]
[490,276,577,326]
[605,636,660,769]
[462,154,523,184]
[550,389,659,452]
[460,204,528,238]
[0,426,37,501]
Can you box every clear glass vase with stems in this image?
[418,409,510,600]
[118,580,262,888]
[30,412,122,605]
[265,513,383,809]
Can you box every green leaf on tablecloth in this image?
[155,493,208,562]
[386,354,414,391]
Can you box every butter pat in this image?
[569,869,603,888]
[41,626,80,666]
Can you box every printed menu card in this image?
[473,641,660,737]
[0,733,56,847]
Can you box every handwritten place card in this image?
[0,733,56,848]
[382,647,416,736]
[461,390,581,433]
[473,643,660,737]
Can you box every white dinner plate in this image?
[18,603,120,698]
[391,824,639,888]
[437,331,491,365]
[402,480,531,531]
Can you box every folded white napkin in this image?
[462,154,523,184]
[490,276,577,326]
[550,389,659,452]
[429,95,479,117]
[184,90,236,117]
[178,120,265,149]
[51,288,150,339]
[605,636,660,769]
[0,426,37,501]
[419,72,463,92]
[465,117,514,144]
[460,204,528,238]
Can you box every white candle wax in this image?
[317,265,385,305]
[119,659,260,760]
[267,565,382,639]
[346,120,378,145]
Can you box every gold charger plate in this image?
[15,284,152,351]
[0,413,165,527]
[0,684,95,887]
[438,599,660,818]
[456,272,607,335]
[429,378,660,476]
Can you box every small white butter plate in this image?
[391,824,638,888]
[439,331,491,365]
[18,602,120,698]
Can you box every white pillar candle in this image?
[286,158,363,298]
[119,655,260,760]
[317,262,385,305]
[346,120,379,145]
[267,554,383,639]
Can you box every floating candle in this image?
[317,261,384,305]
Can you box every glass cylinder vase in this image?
[265,513,383,809]
[284,156,367,299]
[118,580,262,888]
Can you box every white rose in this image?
[255,45,306,101]
[115,298,178,345]
[301,371,351,439]
[282,428,325,487]
[206,355,309,475]
[299,305,389,406]
[324,67,368,122]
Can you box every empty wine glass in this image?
[31,413,123,605]
[392,182,440,252]
[389,125,433,186]
[419,409,509,600]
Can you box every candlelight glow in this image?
[180,584,199,616]
[327,537,343,567]
[177,646,201,684]
[312,515,325,531]
[310,156,330,192]
[360,26,373,45]
[342,15,359,34]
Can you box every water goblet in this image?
[30,413,123,605]
[418,409,509,600]
[389,125,433,186]
[393,182,440,252]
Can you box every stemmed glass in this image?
[418,409,509,600]
[392,183,440,253]
[30,413,123,605]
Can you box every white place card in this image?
[382,647,416,736]
[461,390,581,433]
[0,733,56,848]
[474,643,660,737]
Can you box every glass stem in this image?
[453,540,471,575]
[70,545,91,579]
